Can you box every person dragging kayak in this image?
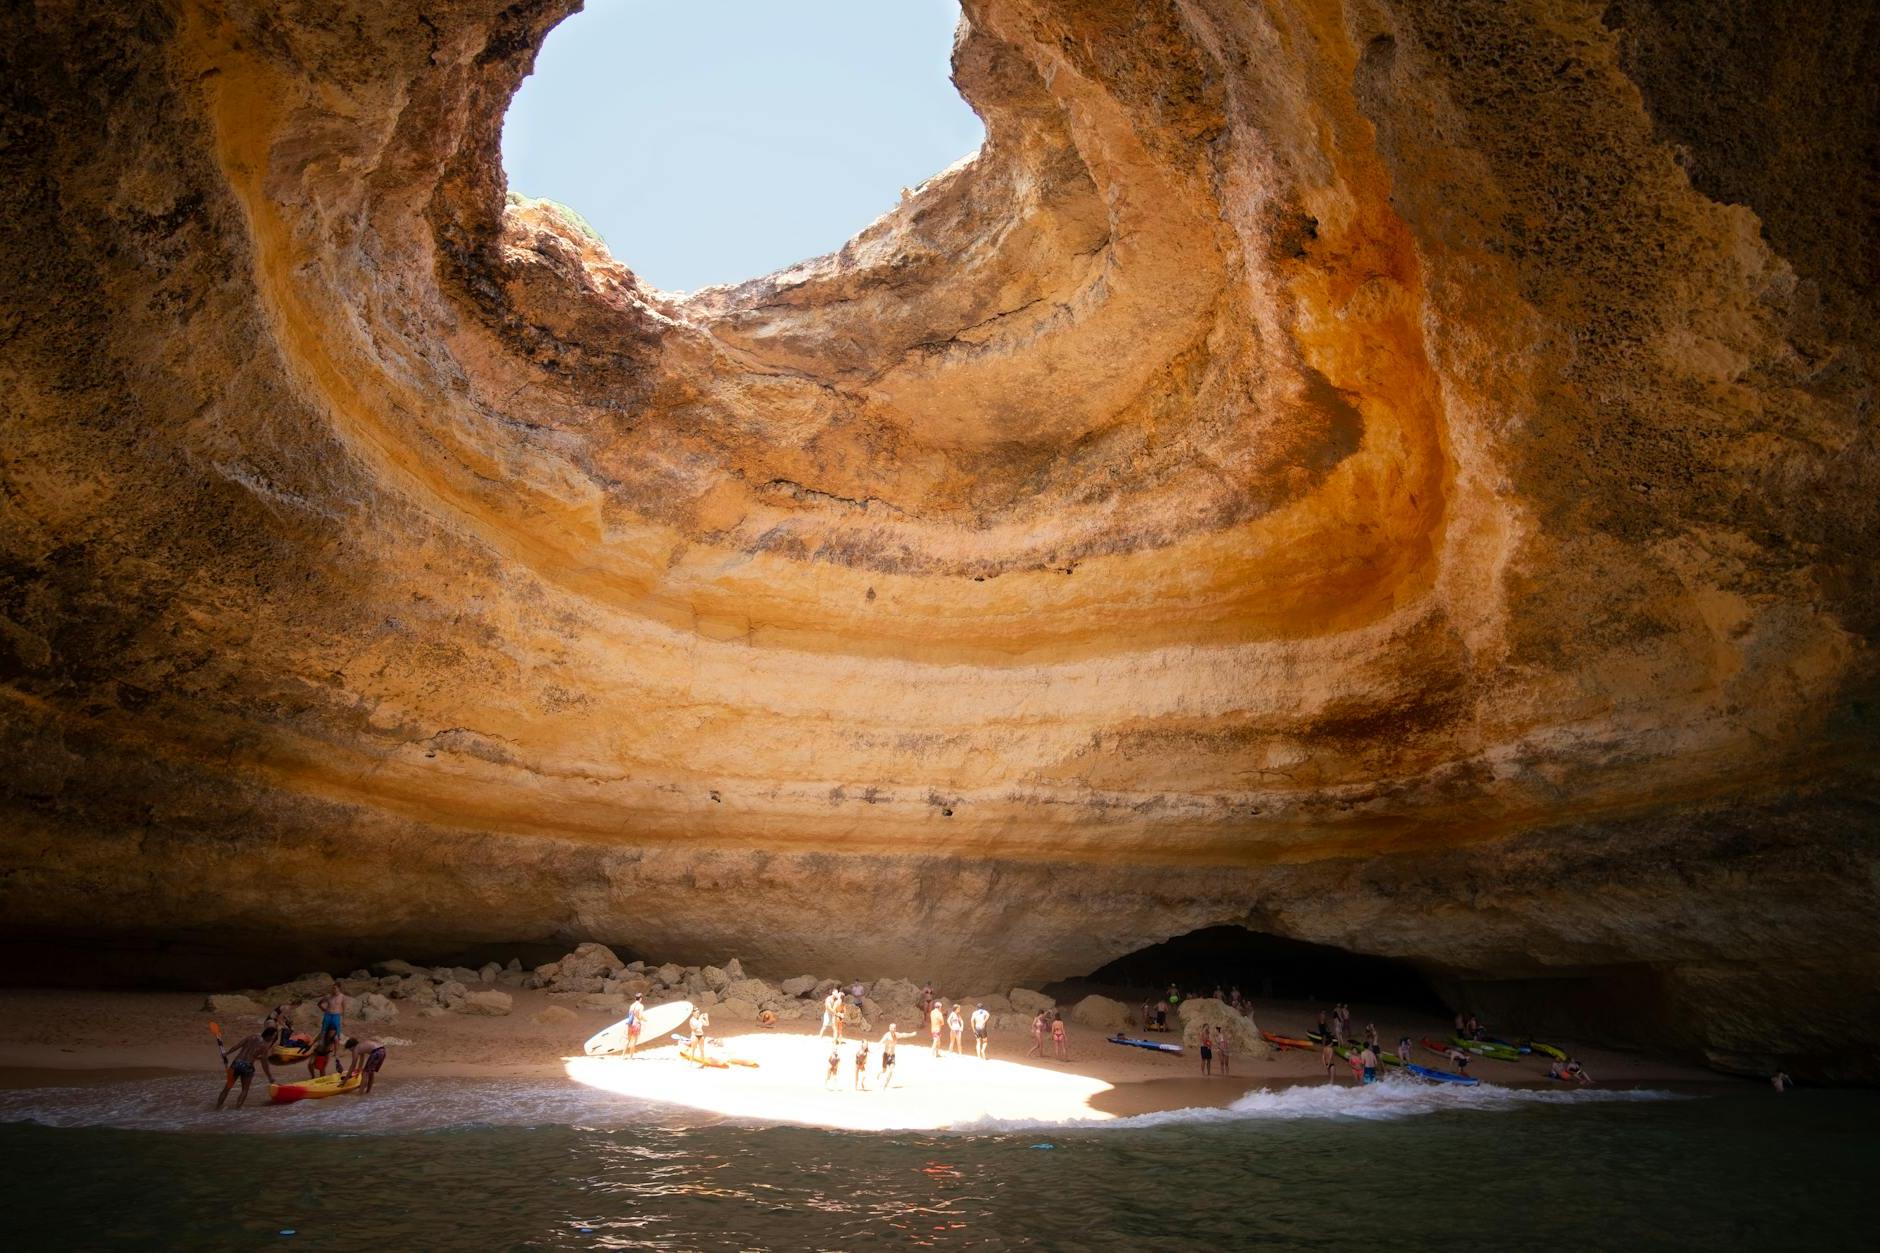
[217,1026,278,1110]
[344,1037,388,1094]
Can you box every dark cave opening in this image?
[1056,924,1449,1014]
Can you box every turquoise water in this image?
[1,1079,1872,1249]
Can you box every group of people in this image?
[215,982,386,1109]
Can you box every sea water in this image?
[0,1078,1872,1249]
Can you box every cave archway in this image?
[1062,925,1448,1014]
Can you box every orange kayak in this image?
[268,1072,363,1104]
[1261,1030,1316,1051]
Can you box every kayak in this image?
[1107,1034,1183,1055]
[1261,1031,1316,1051]
[726,1058,759,1069]
[1528,1041,1568,1061]
[1421,1038,1474,1065]
[1449,1036,1522,1061]
[268,1072,363,1105]
[1406,1063,1479,1087]
[269,1045,313,1066]
[1488,1037,1534,1055]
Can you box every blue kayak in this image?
[1107,1034,1183,1055]
[1406,1063,1480,1086]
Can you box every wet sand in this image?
[0,987,1728,1128]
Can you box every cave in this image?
[1,0,1876,1085]
[1069,925,1447,1013]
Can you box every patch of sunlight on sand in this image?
[564,1030,1114,1131]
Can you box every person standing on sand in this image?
[1321,1038,1336,1082]
[625,994,645,1057]
[818,989,839,1041]
[971,1003,991,1060]
[1771,1072,1792,1093]
[1199,1025,1214,1076]
[1217,1030,1231,1075]
[1155,999,1170,1031]
[1027,1010,1047,1057]
[1141,999,1153,1032]
[947,1004,965,1055]
[216,1026,278,1109]
[825,1043,841,1090]
[930,1001,947,1058]
[1051,1012,1069,1061]
[853,1041,870,1090]
[317,982,349,1049]
[879,1024,916,1089]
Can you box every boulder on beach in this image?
[713,998,759,1024]
[723,978,772,1004]
[579,993,627,1013]
[455,989,513,1016]
[436,979,467,1007]
[780,975,817,998]
[561,943,625,981]
[534,1005,578,1025]
[871,977,921,1009]
[654,963,684,987]
[1008,988,1055,1015]
[203,993,263,1017]
[701,965,730,992]
[357,992,399,1023]
[723,958,744,980]
[1071,995,1132,1034]
[375,959,422,977]
[418,1005,449,1018]
[1177,998,1269,1060]
[478,961,501,984]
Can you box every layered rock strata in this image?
[1,0,1875,1078]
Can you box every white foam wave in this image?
[945,1076,1689,1135]
[0,1074,1688,1138]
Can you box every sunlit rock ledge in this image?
[1,0,1875,1080]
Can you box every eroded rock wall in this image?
[2,0,1875,1078]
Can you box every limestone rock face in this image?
[455,990,514,1016]
[1,0,1876,1079]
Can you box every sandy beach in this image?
[0,986,1726,1128]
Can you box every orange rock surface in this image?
[1,1,1874,1078]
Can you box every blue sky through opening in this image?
[501,0,984,292]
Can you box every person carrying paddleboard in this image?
[624,994,644,1057]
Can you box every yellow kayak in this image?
[268,1071,363,1105]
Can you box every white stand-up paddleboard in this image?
[584,999,694,1056]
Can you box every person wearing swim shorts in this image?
[971,1003,991,1060]
[1360,1044,1378,1084]
[217,1027,277,1110]
[344,1037,388,1093]
[316,982,349,1051]
[1199,1025,1214,1075]
[878,1024,915,1090]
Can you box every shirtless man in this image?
[344,1037,388,1094]
[947,1004,965,1055]
[878,1024,916,1089]
[624,994,645,1058]
[1360,1044,1379,1084]
[970,1003,991,1060]
[929,1001,946,1058]
[821,989,845,1042]
[266,1001,304,1052]
[216,1026,278,1110]
[316,983,350,1053]
[1200,1025,1214,1076]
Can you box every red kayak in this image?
[268,1072,363,1104]
[1261,1030,1317,1051]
